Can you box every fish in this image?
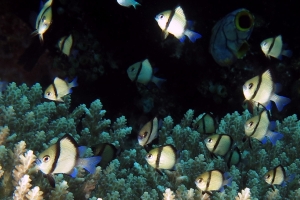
[127,59,166,88]
[204,134,234,157]
[261,35,293,60]
[92,143,119,169]
[195,170,232,194]
[264,165,295,191]
[243,69,291,111]
[243,110,283,145]
[155,6,202,43]
[224,146,242,168]
[32,0,53,43]
[44,77,78,102]
[36,134,101,187]
[145,144,177,175]
[194,113,217,134]
[58,34,73,56]
[117,0,141,9]
[138,117,162,148]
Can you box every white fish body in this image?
[155,6,201,42]
[243,69,290,111]
[117,0,141,9]
[36,134,101,187]
[33,0,53,42]
[261,35,292,60]
[58,34,73,56]
[127,59,166,88]
[44,77,78,102]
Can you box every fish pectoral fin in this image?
[162,31,169,39]
[47,174,55,188]
[156,168,164,176]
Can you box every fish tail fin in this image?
[286,173,295,183]
[184,29,202,43]
[78,146,87,157]
[282,49,293,58]
[266,130,283,145]
[133,2,141,9]
[78,156,101,174]
[260,136,268,144]
[152,76,166,88]
[179,35,186,43]
[270,94,291,111]
[223,172,232,187]
[269,121,277,130]
[69,76,79,88]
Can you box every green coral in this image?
[1,82,300,199]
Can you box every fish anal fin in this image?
[47,174,55,188]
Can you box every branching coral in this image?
[1,82,300,199]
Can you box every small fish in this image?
[195,170,232,194]
[264,165,295,191]
[32,0,53,43]
[155,6,202,43]
[117,0,141,9]
[92,143,118,169]
[244,110,283,145]
[138,117,162,148]
[127,59,166,88]
[36,134,101,187]
[58,34,73,56]
[44,77,78,102]
[204,134,234,157]
[224,146,242,168]
[243,69,291,111]
[195,113,217,134]
[145,144,177,175]
[261,35,292,60]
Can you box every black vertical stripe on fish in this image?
[205,170,212,191]
[248,111,262,137]
[271,167,277,185]
[133,61,143,82]
[163,7,176,34]
[144,119,154,146]
[49,142,60,174]
[249,73,263,101]
[212,135,222,153]
[155,146,163,169]
[52,83,58,99]
[267,37,276,55]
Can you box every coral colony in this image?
[0,81,299,200]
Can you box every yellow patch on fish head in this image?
[243,76,259,100]
[155,11,171,30]
[195,172,209,191]
[145,151,157,167]
[37,144,57,174]
[44,84,56,101]
[260,38,273,56]
[244,115,259,136]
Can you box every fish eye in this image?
[262,42,267,46]
[42,155,50,163]
[142,132,148,138]
[207,138,213,143]
[248,83,253,89]
[130,67,135,72]
[47,92,52,96]
[265,174,270,179]
[158,14,164,19]
[248,121,253,127]
[197,178,203,183]
[146,154,153,159]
